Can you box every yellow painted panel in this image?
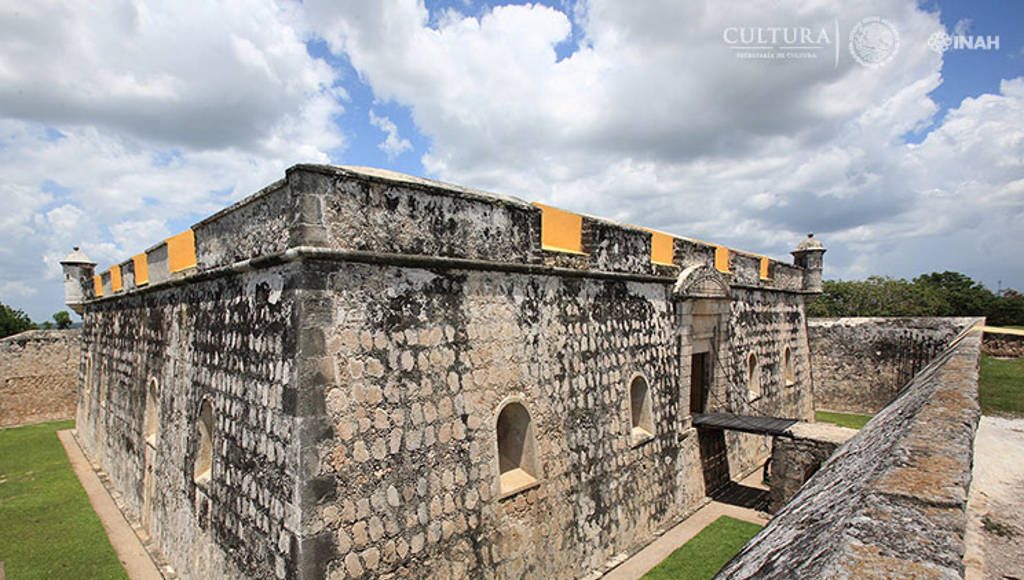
[650,230,675,265]
[167,229,197,273]
[533,203,585,254]
[93,275,104,297]
[110,265,123,292]
[714,245,730,273]
[133,253,149,286]
[759,256,771,280]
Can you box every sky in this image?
[0,0,1022,322]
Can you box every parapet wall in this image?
[809,317,976,414]
[0,329,81,427]
[78,165,813,306]
[718,321,984,579]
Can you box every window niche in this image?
[747,353,761,401]
[193,400,214,487]
[143,378,160,446]
[783,346,796,386]
[495,401,540,497]
[629,375,654,444]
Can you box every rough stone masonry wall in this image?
[296,258,815,580]
[982,329,1024,358]
[71,164,819,580]
[767,422,856,513]
[307,261,697,579]
[808,317,975,414]
[719,289,815,480]
[0,329,80,427]
[77,264,304,579]
[718,321,983,579]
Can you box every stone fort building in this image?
[62,165,827,579]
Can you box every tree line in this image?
[0,302,73,339]
[807,271,1024,326]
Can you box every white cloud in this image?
[307,0,1022,288]
[369,110,413,159]
[0,1,346,320]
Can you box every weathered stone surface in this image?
[981,328,1024,358]
[718,324,983,579]
[69,165,822,579]
[808,317,975,414]
[0,329,80,427]
[768,422,856,512]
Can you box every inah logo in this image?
[927,30,1000,53]
[849,17,899,67]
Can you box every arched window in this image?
[143,378,160,446]
[193,400,213,486]
[629,375,654,442]
[747,353,761,400]
[496,401,539,495]
[783,347,796,386]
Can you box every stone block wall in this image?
[767,422,855,513]
[982,329,1024,358]
[71,164,821,579]
[307,261,697,578]
[718,322,983,579]
[0,329,81,427]
[76,264,305,579]
[808,317,975,414]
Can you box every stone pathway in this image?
[58,430,164,580]
[965,416,1024,580]
[603,470,769,580]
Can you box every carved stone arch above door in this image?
[672,264,731,300]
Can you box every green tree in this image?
[0,302,35,338]
[913,271,994,316]
[52,311,72,329]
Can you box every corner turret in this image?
[792,233,826,293]
[60,247,95,315]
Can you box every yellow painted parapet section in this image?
[93,275,104,297]
[110,265,123,292]
[133,253,149,286]
[649,230,675,265]
[759,257,771,280]
[167,229,197,273]
[715,246,731,273]
[533,203,585,254]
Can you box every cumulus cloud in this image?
[307,0,1022,288]
[0,1,346,320]
[369,110,413,159]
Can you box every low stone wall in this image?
[809,317,975,414]
[768,422,856,513]
[982,328,1024,358]
[0,329,81,427]
[717,322,983,579]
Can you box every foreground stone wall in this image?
[718,321,983,579]
[808,317,975,414]
[0,329,80,427]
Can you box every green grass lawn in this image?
[642,516,762,580]
[0,420,127,579]
[814,410,872,429]
[980,354,1024,417]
